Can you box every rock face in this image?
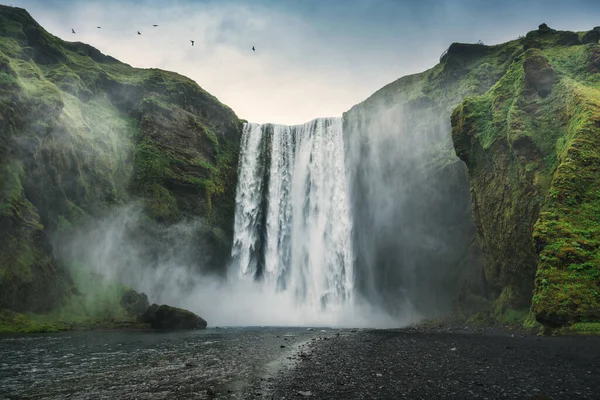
[120,290,150,317]
[523,50,556,97]
[342,39,524,318]
[0,5,242,317]
[582,30,600,45]
[452,27,600,326]
[142,304,207,329]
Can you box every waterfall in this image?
[231,118,354,312]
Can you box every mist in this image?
[50,202,410,328]
[343,93,482,319]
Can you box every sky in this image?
[5,0,600,124]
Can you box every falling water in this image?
[231,118,354,313]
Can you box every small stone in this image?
[298,390,312,397]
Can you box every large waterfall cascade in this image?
[231,117,354,313]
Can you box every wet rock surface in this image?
[263,328,600,399]
[142,303,207,330]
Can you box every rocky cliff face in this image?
[452,24,600,326]
[0,6,242,322]
[342,38,524,318]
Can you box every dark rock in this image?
[535,312,569,328]
[582,30,600,45]
[556,31,580,46]
[523,51,556,97]
[538,23,552,31]
[142,303,207,329]
[120,289,149,317]
[441,42,490,72]
[523,39,542,51]
[589,46,600,73]
[142,303,160,323]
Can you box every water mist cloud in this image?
[54,204,411,328]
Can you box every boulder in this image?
[142,303,159,323]
[142,303,207,329]
[120,289,150,317]
[538,23,552,32]
[556,31,580,46]
[582,30,600,45]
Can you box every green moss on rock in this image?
[452,24,600,327]
[0,5,242,330]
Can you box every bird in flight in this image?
[252,46,255,52]
[97,26,101,29]
[153,25,158,27]
[71,28,75,34]
[137,31,141,35]
[190,40,195,46]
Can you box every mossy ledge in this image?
[0,5,242,331]
[452,23,600,328]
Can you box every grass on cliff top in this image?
[0,4,230,111]
[349,38,523,118]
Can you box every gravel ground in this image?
[257,328,600,400]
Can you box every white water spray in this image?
[231,118,356,320]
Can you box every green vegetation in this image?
[0,5,242,332]
[0,265,147,333]
[568,322,600,335]
[452,24,600,328]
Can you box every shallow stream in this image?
[0,327,333,399]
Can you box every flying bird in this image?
[153,25,158,27]
[252,46,255,52]
[97,26,101,29]
[72,28,75,34]
[137,31,141,35]
[190,40,194,46]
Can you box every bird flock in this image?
[70,24,255,51]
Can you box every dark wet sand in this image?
[258,328,600,400]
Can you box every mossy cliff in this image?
[452,24,600,327]
[0,5,242,328]
[343,24,600,328]
[342,36,524,317]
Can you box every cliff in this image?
[342,37,524,319]
[0,6,242,330]
[452,24,600,327]
[343,24,600,329]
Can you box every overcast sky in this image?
[6,0,600,124]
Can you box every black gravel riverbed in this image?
[261,328,600,400]
[2,328,600,399]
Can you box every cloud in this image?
[8,0,600,124]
